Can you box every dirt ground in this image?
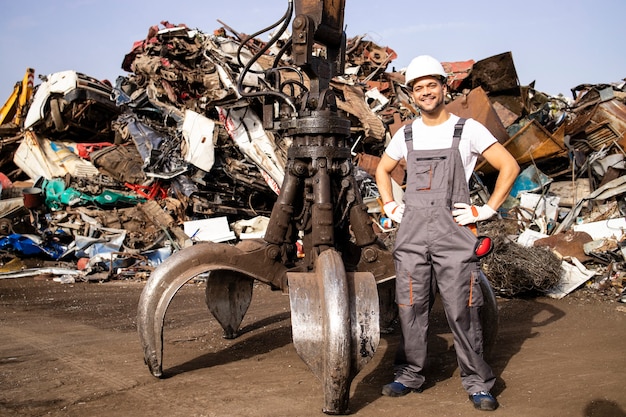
[0,276,625,417]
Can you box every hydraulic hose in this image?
[236,0,297,113]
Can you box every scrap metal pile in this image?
[1,19,625,299]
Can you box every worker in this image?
[375,55,519,411]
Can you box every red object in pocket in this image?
[475,236,493,258]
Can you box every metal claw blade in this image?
[288,249,379,414]
[137,241,285,377]
[205,270,254,339]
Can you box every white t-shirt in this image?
[384,114,497,182]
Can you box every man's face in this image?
[410,76,446,114]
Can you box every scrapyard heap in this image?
[0,19,625,300]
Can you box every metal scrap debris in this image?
[1,17,625,300]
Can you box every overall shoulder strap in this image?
[447,117,467,209]
[451,117,467,149]
[403,122,414,152]
[404,122,413,142]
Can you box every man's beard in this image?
[416,94,445,115]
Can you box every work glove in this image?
[452,203,496,226]
[383,201,405,224]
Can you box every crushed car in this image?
[23,70,120,142]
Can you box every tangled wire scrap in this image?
[480,219,563,297]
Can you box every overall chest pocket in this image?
[409,156,448,191]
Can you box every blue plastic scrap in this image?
[0,233,66,260]
[509,165,553,199]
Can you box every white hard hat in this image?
[404,55,448,87]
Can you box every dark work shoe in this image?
[381,381,422,397]
[469,391,499,411]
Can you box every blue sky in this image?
[1,0,624,102]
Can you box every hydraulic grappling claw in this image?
[136,1,498,415]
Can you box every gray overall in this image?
[392,118,496,394]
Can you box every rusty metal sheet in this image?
[589,100,626,149]
[534,230,594,262]
[583,122,621,152]
[567,99,626,153]
[475,119,567,174]
[468,51,520,93]
[387,112,408,137]
[355,152,405,186]
[446,86,510,144]
[490,93,525,120]
[491,100,520,128]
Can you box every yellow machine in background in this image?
[0,68,35,129]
